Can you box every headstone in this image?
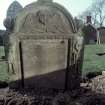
[8,0,84,90]
[3,1,23,60]
[38,0,53,2]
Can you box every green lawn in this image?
[0,47,9,81]
[0,62,9,81]
[82,44,105,75]
[0,46,5,58]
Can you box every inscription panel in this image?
[22,39,68,88]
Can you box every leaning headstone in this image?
[8,0,84,90]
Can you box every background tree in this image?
[91,0,105,27]
[74,17,84,31]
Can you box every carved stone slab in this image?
[22,39,67,88]
[8,0,83,90]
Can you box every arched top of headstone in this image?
[38,0,53,3]
[13,0,77,33]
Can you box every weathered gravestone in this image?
[8,0,84,90]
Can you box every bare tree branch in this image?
[79,0,105,27]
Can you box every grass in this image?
[82,44,105,75]
[0,47,9,81]
[0,62,9,81]
[0,46,5,58]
